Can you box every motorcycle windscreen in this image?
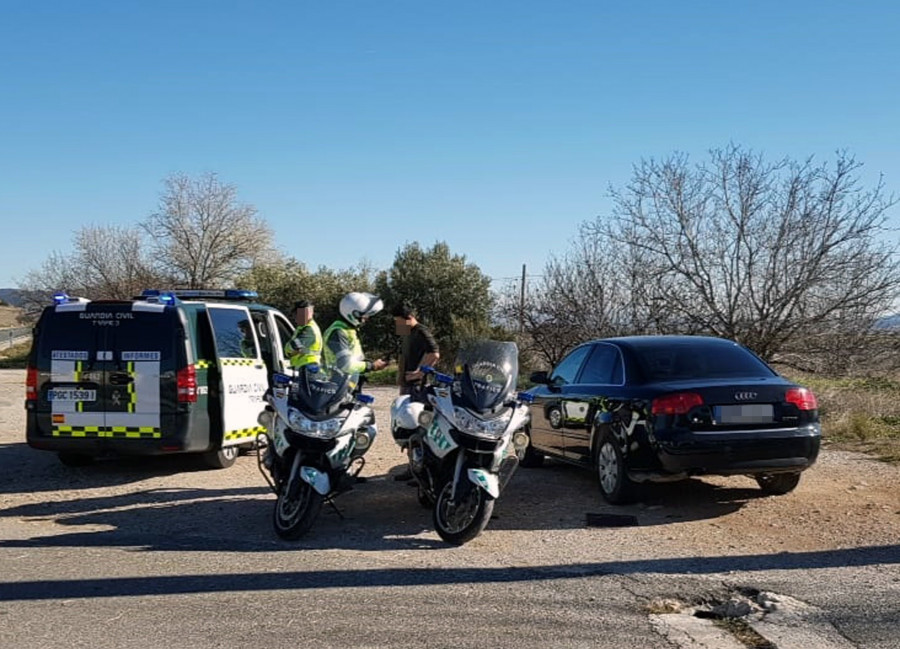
[455,340,519,412]
[289,365,357,417]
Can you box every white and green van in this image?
[25,289,297,468]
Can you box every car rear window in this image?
[634,340,774,381]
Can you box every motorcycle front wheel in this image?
[273,475,324,540]
[433,477,494,546]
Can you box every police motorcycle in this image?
[258,363,376,540]
[390,340,533,545]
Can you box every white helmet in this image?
[339,292,383,327]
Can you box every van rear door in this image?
[206,304,268,449]
[32,300,176,443]
[104,300,177,440]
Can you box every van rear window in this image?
[37,305,177,366]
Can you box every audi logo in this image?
[734,391,757,401]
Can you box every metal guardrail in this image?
[0,326,31,350]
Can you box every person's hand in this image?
[372,358,388,371]
[405,369,423,382]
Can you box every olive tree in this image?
[374,242,494,364]
[143,173,274,289]
[240,258,378,347]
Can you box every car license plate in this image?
[715,404,773,424]
[47,389,97,402]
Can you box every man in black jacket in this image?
[393,302,440,396]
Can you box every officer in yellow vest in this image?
[322,292,387,375]
[284,299,323,368]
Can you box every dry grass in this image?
[789,373,900,464]
[0,306,24,328]
[0,341,30,368]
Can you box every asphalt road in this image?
[0,371,898,648]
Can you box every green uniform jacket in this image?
[284,319,323,368]
[322,320,369,374]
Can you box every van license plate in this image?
[48,389,97,402]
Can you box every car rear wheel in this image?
[755,472,802,495]
[595,428,635,504]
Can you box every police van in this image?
[25,289,298,469]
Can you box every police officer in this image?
[284,299,322,368]
[322,292,387,375]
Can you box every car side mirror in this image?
[529,371,550,385]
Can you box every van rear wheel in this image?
[200,445,239,469]
[58,452,94,467]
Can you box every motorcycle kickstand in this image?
[324,496,345,520]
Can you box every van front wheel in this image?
[200,445,239,469]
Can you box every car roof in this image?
[593,335,744,351]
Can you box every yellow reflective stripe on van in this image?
[75,361,84,413]
[221,358,255,366]
[52,426,161,439]
[127,361,136,413]
[224,426,266,441]
[195,360,211,369]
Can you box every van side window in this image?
[209,309,257,358]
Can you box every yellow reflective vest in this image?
[322,320,367,374]
[284,319,323,368]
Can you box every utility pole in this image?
[519,263,526,334]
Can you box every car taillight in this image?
[26,365,38,401]
[651,392,704,416]
[785,387,817,411]
[177,365,197,403]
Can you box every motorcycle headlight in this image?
[257,409,273,430]
[287,408,343,439]
[452,407,512,440]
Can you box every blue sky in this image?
[2,0,898,289]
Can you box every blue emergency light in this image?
[52,291,70,305]
[224,289,259,300]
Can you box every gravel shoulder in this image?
[1,368,898,563]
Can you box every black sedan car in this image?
[523,335,821,503]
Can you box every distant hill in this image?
[0,289,22,307]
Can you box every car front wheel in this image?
[595,428,635,504]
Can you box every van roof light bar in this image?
[141,289,259,301]
[52,291,90,305]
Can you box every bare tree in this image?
[18,224,160,317]
[143,173,274,288]
[591,146,900,368]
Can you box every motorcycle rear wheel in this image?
[273,477,324,540]
[433,478,494,546]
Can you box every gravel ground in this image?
[2,368,899,559]
[2,369,900,649]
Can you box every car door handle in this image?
[109,372,134,385]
